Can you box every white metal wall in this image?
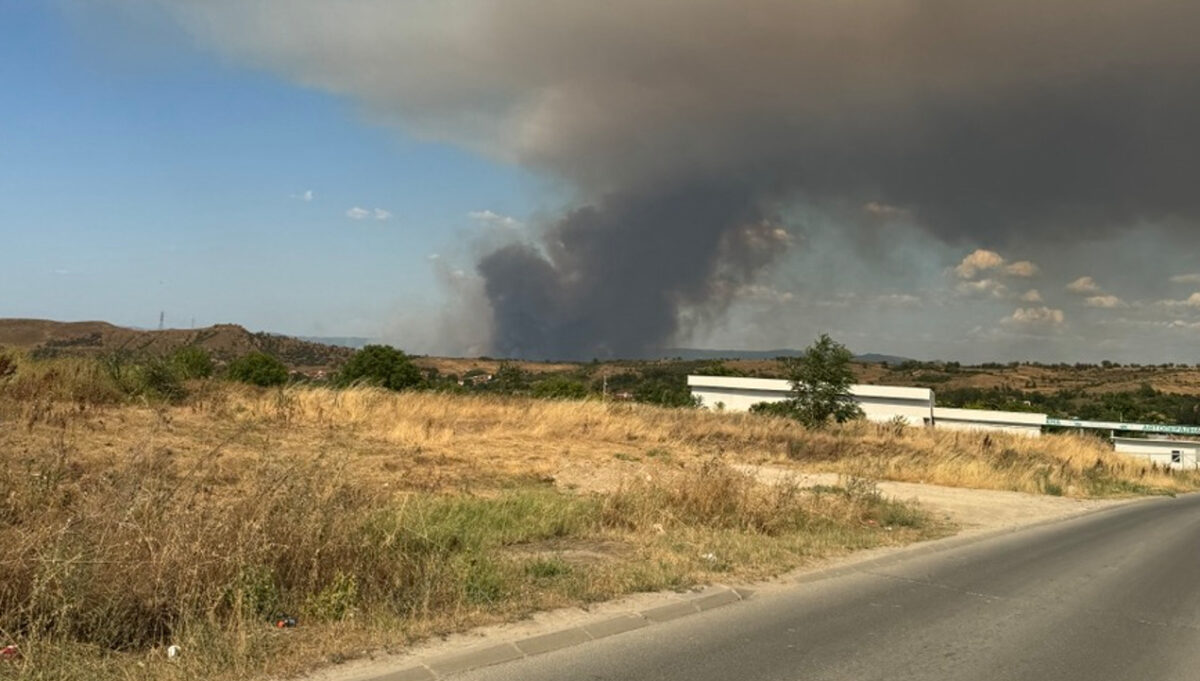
[686,376,934,425]
[1112,437,1200,470]
[933,407,1047,438]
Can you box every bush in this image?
[749,400,798,418]
[532,376,588,400]
[171,346,214,379]
[135,358,188,401]
[337,345,421,390]
[227,352,289,387]
[633,377,699,408]
[491,361,530,393]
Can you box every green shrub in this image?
[532,376,588,400]
[135,358,188,401]
[171,346,214,379]
[749,400,797,418]
[491,361,530,393]
[306,571,359,622]
[337,344,421,390]
[227,352,289,387]
[633,378,699,408]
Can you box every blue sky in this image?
[0,2,536,338]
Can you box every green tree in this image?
[337,345,422,390]
[779,334,863,427]
[227,352,289,387]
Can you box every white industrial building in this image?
[687,375,1043,435]
[1112,437,1200,470]
[932,407,1047,438]
[686,375,1200,454]
[686,376,934,425]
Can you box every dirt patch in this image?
[734,464,1128,533]
[505,539,633,567]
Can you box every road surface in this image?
[459,493,1200,681]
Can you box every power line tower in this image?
[158,311,164,331]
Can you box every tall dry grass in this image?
[219,386,1200,497]
[3,354,1196,680]
[0,365,942,681]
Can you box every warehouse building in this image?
[685,376,934,425]
[1111,437,1200,470]
[932,407,1047,438]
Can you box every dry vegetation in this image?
[2,353,1197,681]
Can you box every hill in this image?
[0,318,353,370]
[658,347,912,363]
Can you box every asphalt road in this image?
[459,494,1200,681]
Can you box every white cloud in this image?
[956,278,1008,298]
[875,293,921,307]
[1004,306,1065,327]
[953,249,1039,282]
[1003,260,1039,277]
[1020,289,1044,302]
[1084,295,1126,309]
[1157,292,1200,308]
[427,253,440,261]
[863,201,904,218]
[468,210,521,228]
[347,206,392,220]
[291,189,315,202]
[1066,276,1101,294]
[954,249,1006,279]
[1171,273,1200,284]
[736,284,795,304]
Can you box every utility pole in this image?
[158,311,164,331]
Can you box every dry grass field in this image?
[2,353,1198,681]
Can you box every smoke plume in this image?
[153,0,1200,357]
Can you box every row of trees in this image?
[94,335,864,429]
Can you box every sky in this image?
[5,1,1200,363]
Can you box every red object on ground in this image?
[0,645,19,660]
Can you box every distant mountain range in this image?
[659,348,913,364]
[0,319,915,367]
[298,336,374,349]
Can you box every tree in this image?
[337,345,421,390]
[227,352,289,387]
[780,334,863,427]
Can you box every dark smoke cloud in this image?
[150,0,1200,357]
[478,183,782,357]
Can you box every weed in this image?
[525,558,572,579]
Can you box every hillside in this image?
[7,317,1200,402]
[705,358,1200,397]
[0,318,353,370]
